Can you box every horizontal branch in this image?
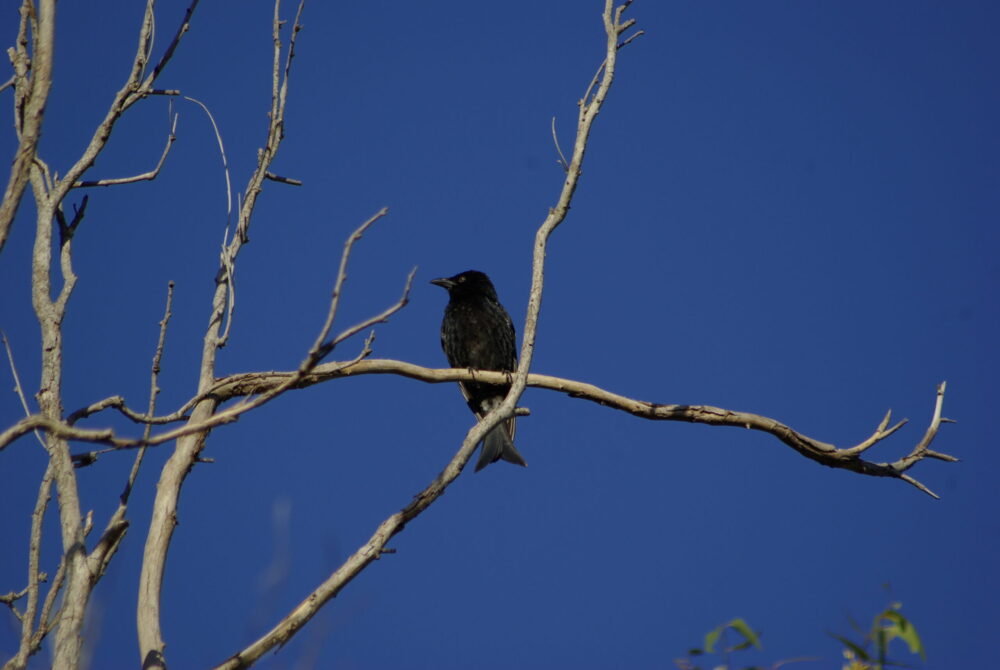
[209,361,958,497]
[65,395,189,427]
[3,362,955,497]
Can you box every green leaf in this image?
[881,611,926,660]
[727,619,762,650]
[703,627,721,654]
[829,633,871,661]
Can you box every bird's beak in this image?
[430,277,454,289]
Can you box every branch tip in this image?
[876,409,892,433]
[899,473,940,500]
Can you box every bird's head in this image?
[430,270,500,301]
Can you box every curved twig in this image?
[57,0,198,202]
[74,111,178,187]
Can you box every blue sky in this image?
[1,1,997,668]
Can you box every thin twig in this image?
[56,0,194,201]
[617,29,644,50]
[841,409,908,456]
[309,208,389,362]
[74,111,178,187]
[1,330,46,448]
[32,546,67,647]
[551,117,569,172]
[122,280,175,503]
[66,395,189,427]
[185,96,233,220]
[218,226,237,347]
[328,269,415,350]
[11,462,55,666]
[264,171,302,185]
[142,248,412,446]
[136,0,202,102]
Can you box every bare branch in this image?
[1,1,958,665]
[3,362,957,504]
[56,0,195,201]
[212,374,499,670]
[617,28,645,50]
[185,96,233,222]
[137,6,308,664]
[124,280,175,504]
[136,1,201,100]
[215,4,642,665]
[66,395,189,427]
[551,117,569,172]
[21,9,91,660]
[217,361,956,495]
[39,263,409,467]
[74,111,178,187]
[7,462,55,667]
[309,208,390,361]
[487,0,639,492]
[1,330,46,448]
[264,171,302,185]
[4,4,207,663]
[0,0,55,253]
[55,195,89,236]
[142,256,412,447]
[218,225,237,347]
[32,547,67,648]
[840,409,908,456]
[1,416,122,452]
[0,587,30,610]
[328,268,415,351]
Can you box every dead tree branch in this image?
[134,5,313,667]
[0,1,960,667]
[0,0,54,253]
[74,111,178,187]
[0,1,201,667]
[5,463,54,669]
[54,0,198,205]
[212,3,639,667]
[220,362,954,496]
[0,360,959,501]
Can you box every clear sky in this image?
[1,1,997,668]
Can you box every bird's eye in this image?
[457,276,465,282]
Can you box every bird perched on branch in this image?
[431,270,527,472]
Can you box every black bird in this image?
[431,270,527,472]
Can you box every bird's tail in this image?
[475,424,527,472]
